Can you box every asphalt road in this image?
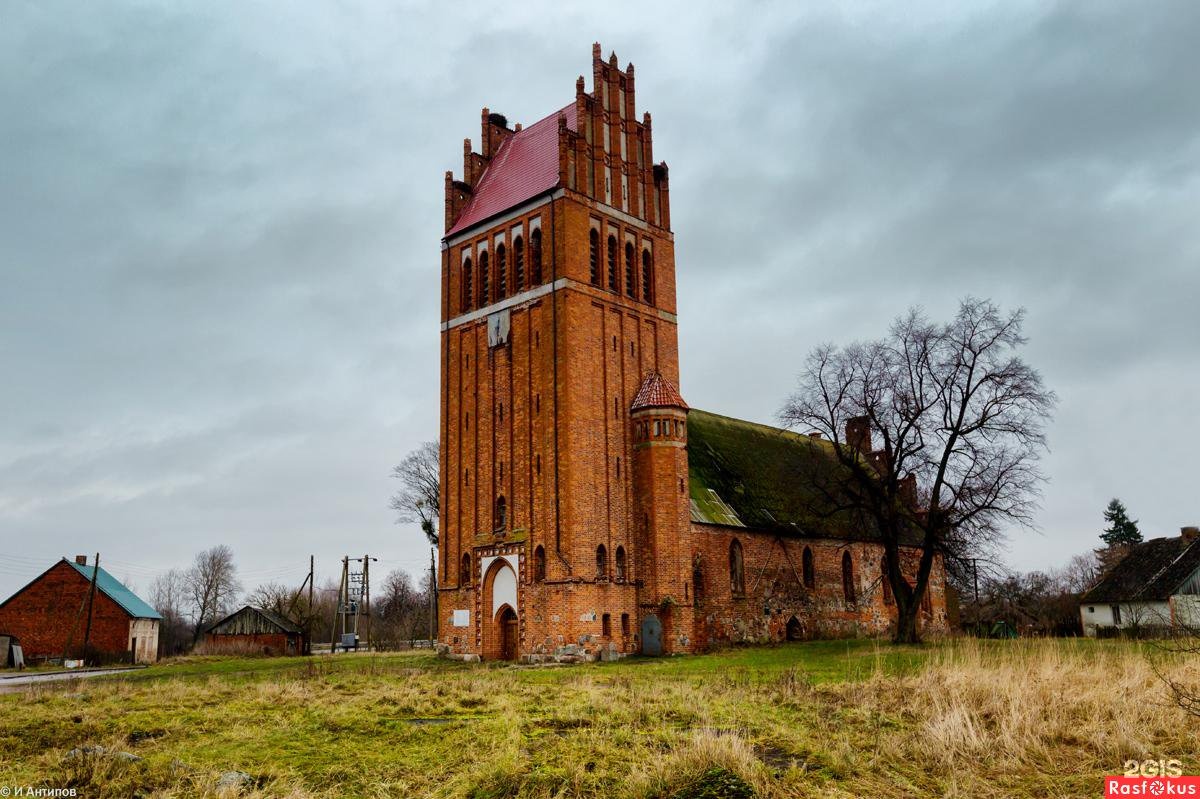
[0,666,143,690]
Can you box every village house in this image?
[0,556,161,664]
[1080,526,1200,637]
[203,605,306,656]
[435,44,949,662]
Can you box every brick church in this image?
[437,44,948,660]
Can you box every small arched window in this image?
[495,495,507,532]
[607,235,618,292]
[624,241,636,298]
[842,551,856,604]
[462,256,473,313]
[530,229,543,284]
[802,546,814,589]
[513,235,525,291]
[533,545,546,582]
[641,249,653,303]
[478,250,490,307]
[596,544,608,579]
[460,553,471,586]
[496,243,507,299]
[615,546,626,581]
[589,229,600,285]
[881,556,893,606]
[729,539,745,595]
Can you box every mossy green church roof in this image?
[686,409,880,541]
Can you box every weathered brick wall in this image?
[0,561,135,661]
[688,524,950,643]
[203,632,295,656]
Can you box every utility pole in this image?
[81,553,100,664]
[307,555,314,654]
[362,554,371,652]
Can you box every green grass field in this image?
[1,638,1196,798]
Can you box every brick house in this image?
[0,556,161,664]
[436,44,949,661]
[203,605,305,656]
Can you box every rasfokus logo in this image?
[1106,760,1197,797]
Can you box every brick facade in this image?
[0,560,159,663]
[436,44,947,661]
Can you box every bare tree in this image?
[780,298,1056,644]
[185,545,242,643]
[245,581,292,616]
[390,440,440,546]
[150,568,190,656]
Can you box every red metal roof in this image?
[446,103,577,238]
[632,371,688,411]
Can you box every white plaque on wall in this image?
[452,609,470,627]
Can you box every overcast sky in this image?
[2,1,1197,601]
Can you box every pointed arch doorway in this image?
[497,606,518,661]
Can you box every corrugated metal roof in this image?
[631,371,688,411]
[66,560,162,620]
[445,103,577,238]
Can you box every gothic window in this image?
[513,236,525,291]
[602,613,612,637]
[842,551,856,604]
[533,545,546,582]
[621,613,630,636]
[881,556,893,605]
[460,553,471,586]
[802,547,814,589]
[478,251,490,307]
[615,546,626,581]
[596,544,608,579]
[607,234,618,292]
[496,243,507,299]
[462,256,473,313]
[641,249,653,303]
[495,496,507,532]
[530,228,543,284]
[729,539,745,595]
[589,229,600,285]
[624,241,636,298]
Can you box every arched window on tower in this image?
[802,546,815,589]
[533,545,546,582]
[460,553,471,587]
[496,244,507,299]
[478,250,490,307]
[615,546,626,581]
[589,229,600,285]
[729,539,745,595]
[842,551,856,604]
[607,235,618,292]
[624,241,636,298]
[494,495,507,533]
[530,229,543,285]
[881,556,893,605]
[462,256,473,313]
[596,544,608,580]
[641,249,654,303]
[513,235,525,291]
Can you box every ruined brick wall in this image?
[0,561,136,661]
[203,632,296,656]
[688,524,950,645]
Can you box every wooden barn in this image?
[204,606,305,656]
[0,556,161,664]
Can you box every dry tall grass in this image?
[1,639,1196,798]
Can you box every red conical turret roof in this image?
[631,371,688,411]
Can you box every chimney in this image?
[75,555,87,565]
[845,416,872,452]
[1183,526,1199,543]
